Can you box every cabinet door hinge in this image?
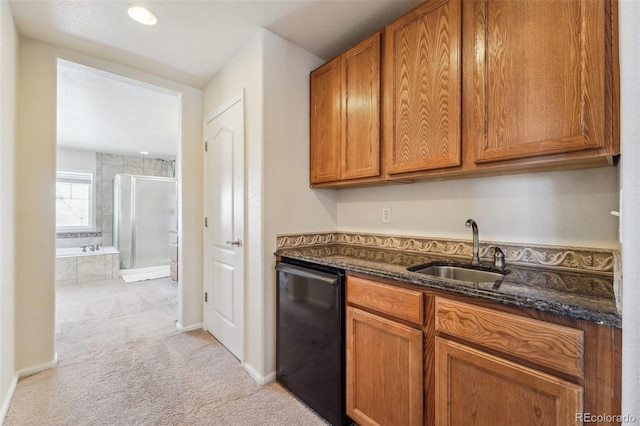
[204,292,208,302]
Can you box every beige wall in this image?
[16,37,57,373]
[176,88,204,330]
[203,29,337,381]
[0,0,18,417]
[15,38,203,373]
[203,31,264,380]
[337,167,620,249]
[262,31,337,376]
[619,0,640,416]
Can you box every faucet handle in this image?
[493,246,506,270]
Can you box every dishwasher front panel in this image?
[276,261,347,426]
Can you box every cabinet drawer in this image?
[435,298,584,377]
[347,276,423,325]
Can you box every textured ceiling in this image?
[9,0,422,88]
[57,59,181,158]
[9,0,422,158]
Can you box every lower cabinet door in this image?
[435,337,583,426]
[346,306,423,426]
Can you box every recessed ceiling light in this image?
[127,6,157,26]
[139,151,149,155]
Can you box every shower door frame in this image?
[113,174,178,270]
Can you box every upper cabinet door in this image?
[385,0,462,175]
[473,0,607,163]
[310,56,342,184]
[341,33,381,180]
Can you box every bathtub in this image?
[55,246,120,284]
[56,246,119,258]
[56,247,119,259]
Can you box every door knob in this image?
[226,239,242,247]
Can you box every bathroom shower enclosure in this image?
[113,174,178,270]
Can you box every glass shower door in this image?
[132,176,177,268]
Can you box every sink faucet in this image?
[465,219,480,265]
[493,246,506,270]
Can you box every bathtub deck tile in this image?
[112,254,120,277]
[78,255,106,279]
[105,255,113,278]
[55,258,78,282]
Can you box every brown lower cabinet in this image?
[346,275,424,425]
[436,338,582,425]
[345,273,621,426]
[346,307,423,426]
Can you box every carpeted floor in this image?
[4,277,327,425]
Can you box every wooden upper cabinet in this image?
[311,0,618,186]
[472,0,613,163]
[384,0,462,176]
[310,33,381,186]
[310,56,342,184]
[342,33,381,180]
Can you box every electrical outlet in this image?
[382,207,391,224]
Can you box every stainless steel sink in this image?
[408,262,508,285]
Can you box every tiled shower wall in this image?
[56,152,174,249]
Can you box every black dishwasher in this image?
[276,258,349,426]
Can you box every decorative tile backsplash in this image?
[56,232,103,249]
[276,232,616,274]
[57,232,102,239]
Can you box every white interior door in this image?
[203,91,245,360]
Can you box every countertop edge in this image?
[276,249,622,328]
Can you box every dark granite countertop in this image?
[275,244,621,328]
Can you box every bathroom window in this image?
[56,171,94,231]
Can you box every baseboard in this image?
[0,374,18,424]
[243,361,276,385]
[18,353,58,378]
[176,322,202,332]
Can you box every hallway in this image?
[4,278,325,425]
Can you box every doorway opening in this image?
[54,58,182,358]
